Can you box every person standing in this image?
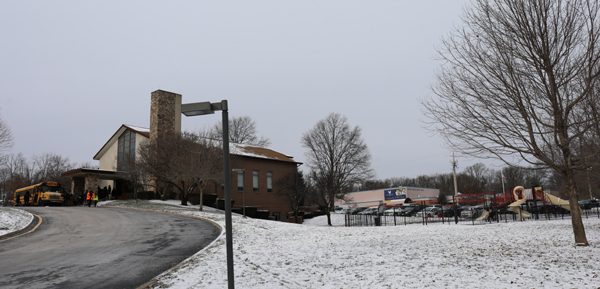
[62,190,67,206]
[86,190,92,207]
[24,191,30,206]
[15,194,20,206]
[93,191,98,207]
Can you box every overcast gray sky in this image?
[0,1,503,180]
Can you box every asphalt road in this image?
[0,206,220,289]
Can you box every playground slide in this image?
[543,193,573,212]
[475,210,490,221]
[509,186,532,220]
[508,198,531,219]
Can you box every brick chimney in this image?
[150,90,182,144]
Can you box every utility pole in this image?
[452,153,458,196]
[452,153,459,224]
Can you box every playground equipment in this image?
[507,186,577,220]
[539,189,571,211]
[508,186,532,220]
[475,209,490,221]
[450,186,575,223]
[477,186,526,221]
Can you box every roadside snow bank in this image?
[0,208,33,236]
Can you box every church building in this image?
[62,90,302,222]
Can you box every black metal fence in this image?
[344,205,600,227]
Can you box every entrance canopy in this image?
[61,168,126,195]
[62,168,126,180]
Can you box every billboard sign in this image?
[384,187,407,202]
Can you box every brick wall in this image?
[203,156,299,222]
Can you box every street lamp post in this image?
[181,100,234,289]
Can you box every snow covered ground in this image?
[0,207,32,237]
[2,201,600,288]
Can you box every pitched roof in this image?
[93,124,150,160]
[94,124,301,164]
[231,143,301,164]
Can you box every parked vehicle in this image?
[398,204,424,216]
[383,206,401,216]
[375,206,393,215]
[578,199,600,210]
[441,205,464,217]
[460,205,484,219]
[347,206,369,215]
[358,207,378,215]
[415,207,441,218]
[334,205,350,213]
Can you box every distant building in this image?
[337,186,440,208]
[63,90,302,222]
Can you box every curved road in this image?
[0,207,220,289]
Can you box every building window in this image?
[253,170,259,192]
[273,212,281,221]
[267,171,273,193]
[237,171,244,192]
[117,130,136,171]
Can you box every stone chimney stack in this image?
[150,90,182,144]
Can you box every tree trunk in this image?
[326,190,334,226]
[293,209,299,224]
[565,171,589,246]
[180,194,188,206]
[199,187,204,211]
[180,182,188,206]
[159,183,168,201]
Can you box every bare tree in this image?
[421,0,600,245]
[210,115,271,147]
[0,111,13,157]
[0,153,32,202]
[136,131,223,207]
[31,153,73,187]
[0,152,80,204]
[462,163,490,193]
[275,170,311,223]
[77,162,98,169]
[301,113,374,226]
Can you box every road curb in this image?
[0,213,42,242]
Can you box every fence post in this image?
[495,194,499,223]
[422,201,426,226]
[441,205,445,224]
[453,195,458,224]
